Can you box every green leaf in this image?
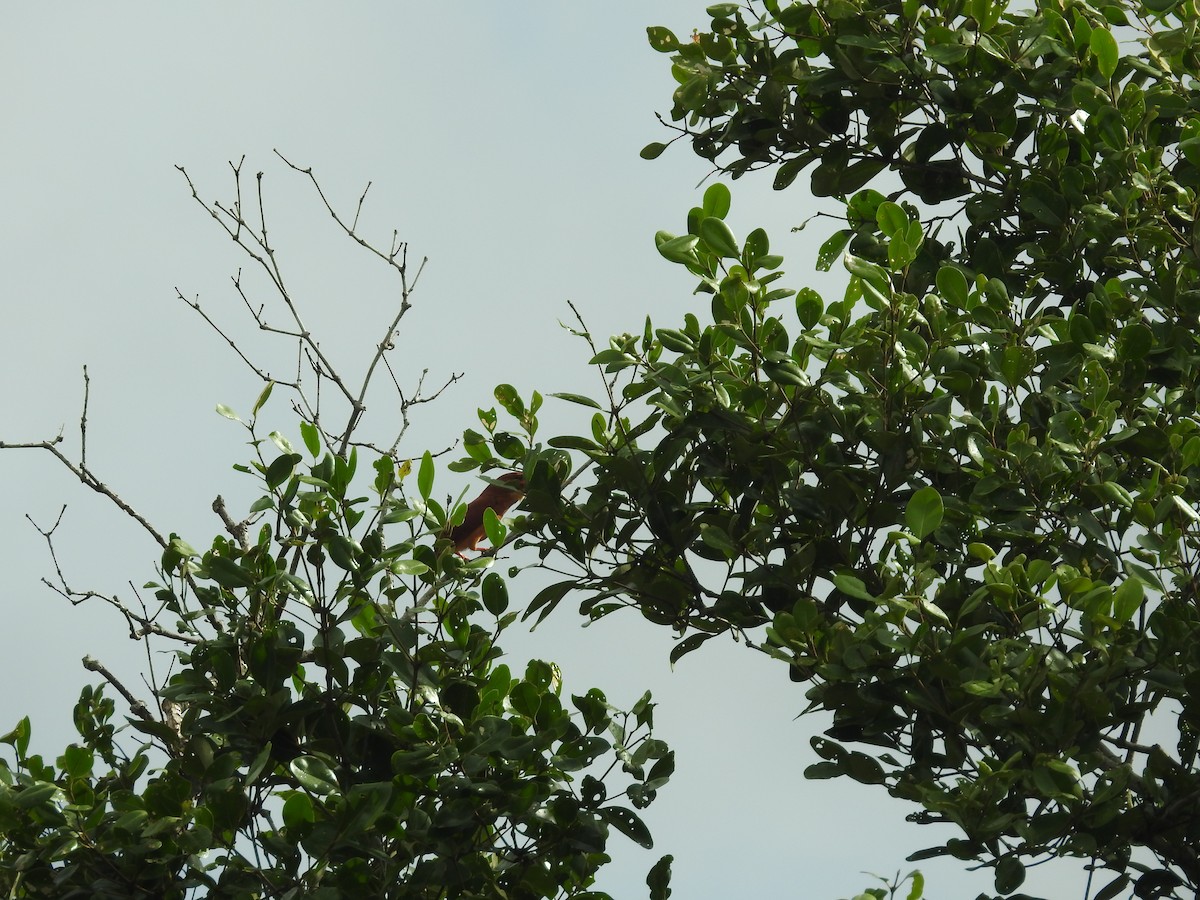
[548,435,603,452]
[60,744,93,778]
[290,755,338,795]
[482,572,509,615]
[495,383,525,418]
[482,506,508,549]
[299,420,321,457]
[269,431,295,454]
[999,345,1036,388]
[876,201,908,236]
[1090,27,1119,80]
[216,403,241,422]
[702,182,731,219]
[524,580,575,625]
[463,428,492,464]
[935,265,969,307]
[670,633,714,667]
[391,559,430,576]
[252,380,275,415]
[832,572,875,602]
[600,806,653,848]
[994,855,1025,893]
[641,141,669,160]
[493,431,526,460]
[550,392,602,410]
[647,26,679,52]
[282,792,316,828]
[1093,874,1130,900]
[0,716,31,759]
[656,328,697,353]
[418,451,434,501]
[15,782,59,809]
[844,751,885,784]
[265,453,298,489]
[906,486,944,539]
[327,535,361,571]
[1113,577,1144,623]
[816,230,851,272]
[205,555,256,589]
[699,216,739,258]
[795,287,823,328]
[656,233,700,265]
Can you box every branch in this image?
[24,509,201,646]
[82,655,155,723]
[213,494,252,552]
[2,438,168,548]
[273,150,431,454]
[177,155,448,455]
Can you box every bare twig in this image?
[24,509,201,645]
[174,287,294,387]
[2,438,168,548]
[272,150,430,454]
[175,161,357,412]
[176,156,444,457]
[80,366,90,471]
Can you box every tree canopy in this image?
[496,1,1200,897]
[0,162,673,899]
[5,0,1200,898]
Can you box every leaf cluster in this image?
[521,2,1200,896]
[0,400,672,899]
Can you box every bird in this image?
[447,472,526,554]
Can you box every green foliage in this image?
[843,869,925,900]
[0,403,671,898]
[512,1,1200,896]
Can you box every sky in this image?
[1,5,1090,898]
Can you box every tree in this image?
[0,159,673,899]
[510,1,1200,897]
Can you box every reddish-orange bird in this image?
[447,472,526,554]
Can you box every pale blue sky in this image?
[2,5,1087,897]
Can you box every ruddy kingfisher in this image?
[447,471,525,554]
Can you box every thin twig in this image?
[80,366,90,471]
[174,287,295,387]
[25,509,201,645]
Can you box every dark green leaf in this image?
[290,756,338,795]
[994,856,1025,893]
[647,26,679,52]
[600,806,653,848]
[647,854,673,900]
[550,392,602,409]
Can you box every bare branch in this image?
[175,162,357,411]
[177,154,457,458]
[2,439,168,548]
[24,510,201,645]
[174,287,295,387]
[80,365,90,470]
